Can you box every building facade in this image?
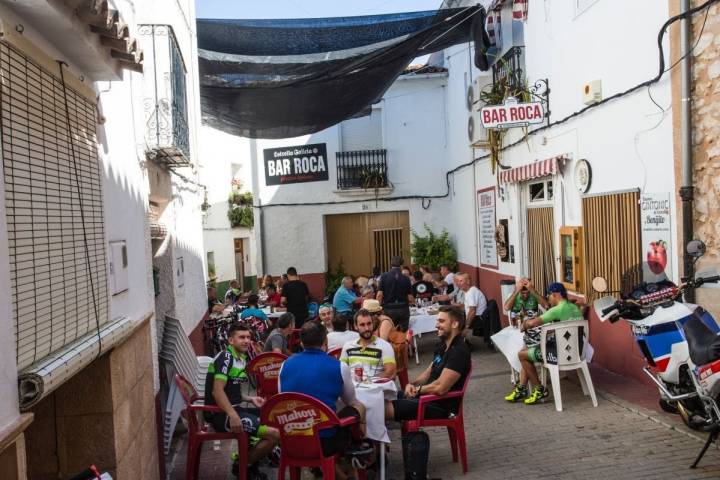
[0,0,206,478]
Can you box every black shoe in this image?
[247,464,268,480]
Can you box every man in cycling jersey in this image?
[505,283,582,405]
[205,322,279,479]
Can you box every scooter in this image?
[592,240,720,433]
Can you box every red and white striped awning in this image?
[498,156,564,184]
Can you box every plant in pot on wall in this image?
[227,191,254,228]
[359,164,391,202]
[477,63,532,174]
[410,225,457,272]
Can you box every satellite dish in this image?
[466,85,474,111]
[467,116,475,142]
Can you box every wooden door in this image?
[527,207,556,296]
[325,211,410,277]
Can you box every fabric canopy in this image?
[499,156,564,183]
[197,6,489,139]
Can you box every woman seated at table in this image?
[264,284,283,310]
[362,299,394,341]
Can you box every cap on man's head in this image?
[547,282,568,298]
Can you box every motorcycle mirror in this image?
[591,276,608,293]
[687,240,706,258]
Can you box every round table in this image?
[353,379,397,480]
[409,309,439,364]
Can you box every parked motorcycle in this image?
[592,240,720,466]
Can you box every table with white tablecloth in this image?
[409,309,439,364]
[353,379,397,480]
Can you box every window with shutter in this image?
[340,108,383,152]
[1,42,109,371]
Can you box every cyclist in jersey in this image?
[204,322,279,479]
[505,282,583,405]
[503,277,548,315]
[340,309,396,381]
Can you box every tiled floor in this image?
[168,335,720,479]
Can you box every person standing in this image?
[376,256,414,332]
[281,267,310,327]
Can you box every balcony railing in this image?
[140,25,190,167]
[336,149,388,190]
[492,46,525,89]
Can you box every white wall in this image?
[441,0,679,285]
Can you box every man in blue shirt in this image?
[333,276,362,316]
[240,294,268,322]
[279,322,365,458]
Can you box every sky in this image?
[195,0,444,19]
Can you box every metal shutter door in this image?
[341,108,382,152]
[1,42,109,371]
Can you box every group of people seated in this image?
[204,299,472,479]
[502,278,584,405]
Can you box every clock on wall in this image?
[574,159,592,193]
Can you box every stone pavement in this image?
[168,334,720,479]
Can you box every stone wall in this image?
[691,1,720,315]
[24,320,159,480]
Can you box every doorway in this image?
[325,211,410,277]
[527,207,556,296]
[234,238,244,288]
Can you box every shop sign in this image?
[264,143,329,186]
[641,193,672,279]
[480,97,544,129]
[478,187,498,269]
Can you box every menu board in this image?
[478,188,498,268]
[640,193,672,280]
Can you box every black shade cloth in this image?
[197,6,489,139]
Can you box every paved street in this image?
[169,334,720,479]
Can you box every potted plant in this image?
[410,225,457,272]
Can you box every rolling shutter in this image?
[341,108,382,152]
[1,41,109,371]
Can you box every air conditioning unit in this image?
[468,74,492,148]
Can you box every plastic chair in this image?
[403,362,472,474]
[327,347,342,359]
[174,374,248,480]
[540,319,598,412]
[260,392,365,480]
[247,352,288,398]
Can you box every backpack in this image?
[383,317,409,372]
[402,430,430,480]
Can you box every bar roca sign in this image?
[480,97,545,129]
[264,143,329,186]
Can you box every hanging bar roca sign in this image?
[263,143,329,185]
[480,97,544,129]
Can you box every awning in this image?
[499,155,564,183]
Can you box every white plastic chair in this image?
[540,319,597,412]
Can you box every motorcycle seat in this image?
[683,314,720,366]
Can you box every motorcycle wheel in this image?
[658,399,679,415]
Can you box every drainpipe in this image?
[679,0,694,300]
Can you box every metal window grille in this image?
[0,41,109,371]
[492,46,525,88]
[373,228,403,273]
[335,149,388,190]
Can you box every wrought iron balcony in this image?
[336,149,388,190]
[492,46,525,89]
[139,25,190,167]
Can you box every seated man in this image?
[263,312,294,355]
[224,280,242,304]
[318,303,336,332]
[340,309,397,381]
[328,314,360,351]
[333,276,363,317]
[505,282,583,405]
[240,294,269,322]
[503,277,548,318]
[411,271,435,302]
[279,322,366,477]
[387,305,471,421]
[265,284,282,309]
[204,322,280,480]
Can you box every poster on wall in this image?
[263,143,329,185]
[478,187,498,268]
[641,193,672,280]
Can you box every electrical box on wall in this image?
[582,79,602,105]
